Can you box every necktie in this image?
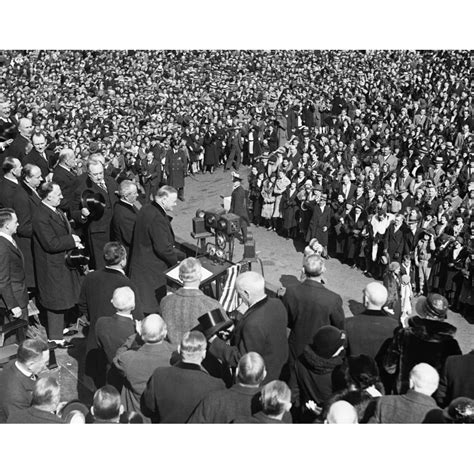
[98,181,107,192]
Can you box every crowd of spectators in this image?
[0,49,473,424]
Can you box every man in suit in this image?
[369,363,442,423]
[208,271,289,383]
[78,241,143,389]
[0,339,49,423]
[24,132,56,181]
[52,148,79,216]
[110,180,139,256]
[142,331,225,423]
[129,185,185,313]
[0,209,29,327]
[164,139,187,201]
[95,286,137,385]
[0,117,33,167]
[305,192,332,254]
[0,157,23,208]
[378,144,398,173]
[339,173,357,202]
[436,351,474,408]
[71,159,118,269]
[113,314,173,420]
[230,172,250,243]
[396,167,413,195]
[13,164,44,289]
[7,376,63,424]
[188,352,266,423]
[140,151,162,201]
[32,182,83,345]
[345,282,398,359]
[283,254,345,363]
[225,126,243,172]
[383,213,406,263]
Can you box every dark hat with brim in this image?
[60,400,90,423]
[81,189,106,220]
[197,309,233,339]
[415,293,448,320]
[443,397,474,423]
[65,248,90,270]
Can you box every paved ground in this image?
[52,165,473,401]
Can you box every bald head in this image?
[111,287,135,313]
[409,363,439,396]
[364,282,388,309]
[236,271,266,305]
[140,314,167,344]
[326,401,358,424]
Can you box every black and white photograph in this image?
[0,2,472,473]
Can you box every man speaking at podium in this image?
[129,186,185,314]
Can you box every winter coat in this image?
[382,316,462,394]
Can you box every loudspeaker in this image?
[192,217,206,234]
[204,208,226,230]
[217,213,241,235]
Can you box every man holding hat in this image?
[382,293,462,394]
[230,171,250,243]
[71,159,118,269]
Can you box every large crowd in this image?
[0,49,473,424]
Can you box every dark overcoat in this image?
[110,200,138,256]
[52,165,79,214]
[165,149,186,189]
[142,361,225,423]
[0,235,28,311]
[230,185,250,224]
[209,297,289,383]
[282,279,345,361]
[32,202,81,310]
[129,202,179,314]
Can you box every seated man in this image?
[160,257,226,346]
[0,339,49,423]
[142,331,225,423]
[113,314,173,420]
[188,352,266,423]
[95,287,137,388]
[7,376,63,423]
[369,363,442,423]
[233,380,292,423]
[91,385,124,424]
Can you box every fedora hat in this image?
[81,189,106,220]
[415,293,448,320]
[197,309,233,339]
[65,248,90,270]
[59,400,90,423]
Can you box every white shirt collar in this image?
[4,175,18,184]
[116,311,133,320]
[42,201,57,213]
[15,361,33,378]
[0,231,15,245]
[105,266,125,275]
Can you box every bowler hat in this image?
[65,248,90,270]
[197,309,233,339]
[415,293,448,320]
[81,189,106,220]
